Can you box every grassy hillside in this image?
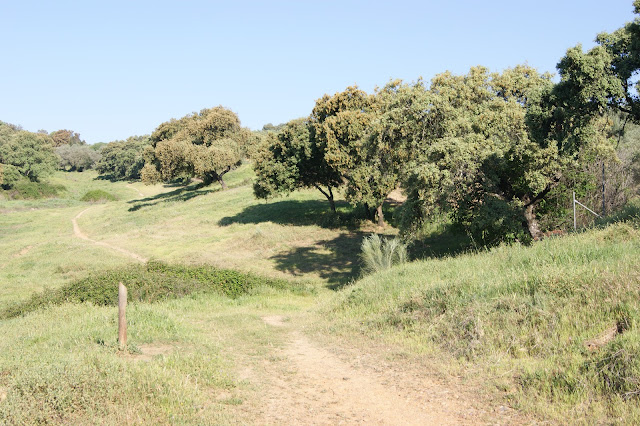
[320,221,640,423]
[2,165,640,423]
[0,166,378,307]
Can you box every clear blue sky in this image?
[0,0,636,143]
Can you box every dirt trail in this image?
[72,207,148,263]
[126,183,145,198]
[236,315,502,425]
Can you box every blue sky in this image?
[0,1,636,143]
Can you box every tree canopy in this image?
[0,122,57,188]
[95,136,150,181]
[253,118,343,211]
[55,144,101,172]
[142,107,249,189]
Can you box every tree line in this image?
[3,1,640,245]
[254,2,640,243]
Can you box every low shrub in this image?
[4,181,66,199]
[80,189,117,202]
[0,261,293,319]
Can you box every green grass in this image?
[4,162,640,423]
[0,261,311,319]
[0,289,314,424]
[80,189,117,202]
[0,165,368,307]
[320,221,640,423]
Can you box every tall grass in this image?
[360,234,408,274]
[325,222,640,423]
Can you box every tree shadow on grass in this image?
[270,233,365,289]
[127,183,219,212]
[408,227,476,260]
[218,199,361,229]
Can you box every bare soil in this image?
[72,207,148,263]
[230,315,522,425]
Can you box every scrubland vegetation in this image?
[3,2,640,424]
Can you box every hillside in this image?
[320,222,640,423]
[1,167,639,424]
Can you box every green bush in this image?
[4,181,66,199]
[80,189,116,202]
[0,261,292,319]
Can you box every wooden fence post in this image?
[118,282,127,350]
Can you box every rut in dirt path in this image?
[244,315,494,425]
[72,207,148,263]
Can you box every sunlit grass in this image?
[319,222,640,423]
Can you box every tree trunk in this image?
[524,203,542,240]
[217,166,231,190]
[376,204,385,227]
[328,188,336,213]
[314,185,336,212]
[218,176,228,190]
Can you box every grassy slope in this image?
[0,166,368,307]
[0,167,333,423]
[320,223,640,423]
[2,167,640,423]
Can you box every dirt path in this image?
[126,183,145,198]
[234,315,506,425]
[72,207,148,263]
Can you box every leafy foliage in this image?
[3,181,66,199]
[392,66,568,243]
[95,136,150,181]
[253,118,343,211]
[80,189,116,202]
[142,107,250,189]
[55,144,101,171]
[49,129,85,147]
[0,122,58,187]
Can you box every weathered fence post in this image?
[118,282,127,350]
[573,190,601,231]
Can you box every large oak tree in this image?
[142,107,249,189]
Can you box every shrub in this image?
[5,181,66,199]
[0,262,293,319]
[80,190,116,202]
[360,234,408,275]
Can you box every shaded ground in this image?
[218,199,361,229]
[127,183,219,211]
[270,233,364,288]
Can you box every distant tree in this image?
[90,142,108,151]
[253,118,343,211]
[49,129,85,147]
[142,106,249,189]
[262,122,285,132]
[0,130,57,183]
[55,144,101,171]
[95,136,150,181]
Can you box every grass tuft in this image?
[360,234,408,275]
